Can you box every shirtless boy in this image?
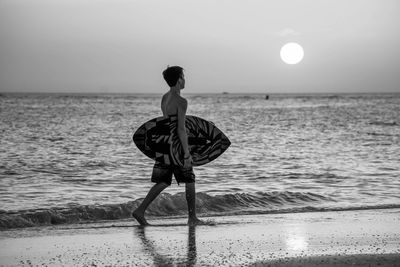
[132,66,204,226]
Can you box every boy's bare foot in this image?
[188,217,215,226]
[132,210,150,226]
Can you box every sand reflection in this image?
[134,225,197,266]
[283,224,308,252]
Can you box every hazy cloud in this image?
[277,28,301,37]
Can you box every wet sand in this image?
[0,209,399,266]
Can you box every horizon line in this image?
[1,91,399,95]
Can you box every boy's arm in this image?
[160,94,167,117]
[177,99,191,166]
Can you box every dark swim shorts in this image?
[151,161,195,185]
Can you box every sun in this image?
[280,43,304,64]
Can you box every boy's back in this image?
[161,91,187,118]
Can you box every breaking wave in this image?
[0,191,398,229]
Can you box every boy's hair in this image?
[162,66,184,87]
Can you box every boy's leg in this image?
[133,182,169,225]
[133,161,172,225]
[175,167,208,225]
[185,182,202,224]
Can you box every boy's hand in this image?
[183,155,193,168]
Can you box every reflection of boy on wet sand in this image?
[132,66,205,226]
[134,226,197,266]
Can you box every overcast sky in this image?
[0,0,399,94]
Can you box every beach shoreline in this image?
[1,208,399,266]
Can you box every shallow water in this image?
[1,93,399,227]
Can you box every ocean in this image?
[0,93,399,229]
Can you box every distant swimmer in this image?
[265,95,269,100]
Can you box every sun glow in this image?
[280,43,304,64]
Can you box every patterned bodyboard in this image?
[132,115,231,167]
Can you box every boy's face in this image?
[178,73,185,89]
